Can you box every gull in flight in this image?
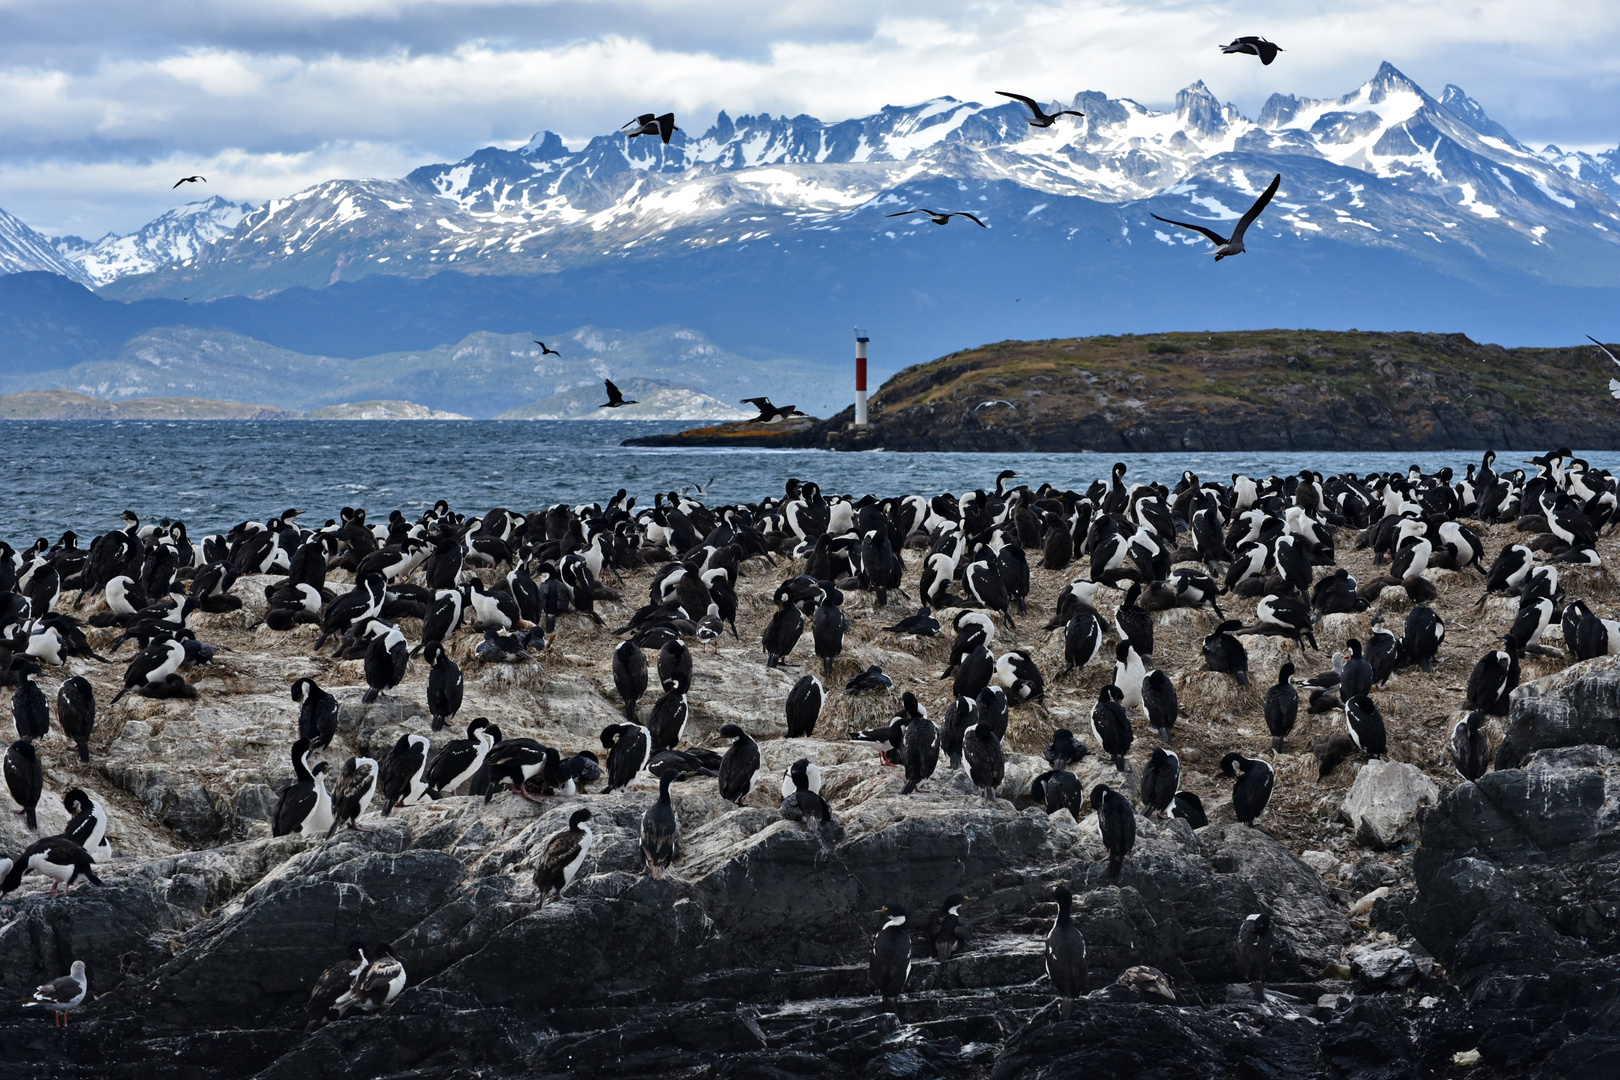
[1221,37,1284,65]
[624,113,680,145]
[889,209,987,228]
[172,176,206,189]
[534,341,561,356]
[601,379,638,408]
[1588,335,1620,399]
[1151,174,1281,261]
[995,92,1084,128]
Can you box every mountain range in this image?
[0,62,1617,418]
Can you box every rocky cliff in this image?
[1,516,1618,1077]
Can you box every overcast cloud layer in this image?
[1,0,1617,237]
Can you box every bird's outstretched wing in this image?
[604,379,624,404]
[996,91,1040,113]
[623,113,656,129]
[1150,214,1228,246]
[889,209,931,218]
[1588,335,1620,367]
[1229,174,1281,244]
[952,213,988,228]
[1588,337,1620,398]
[740,397,773,409]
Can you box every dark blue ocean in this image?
[1,419,1614,541]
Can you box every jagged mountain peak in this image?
[17,60,1617,301]
[1438,85,1517,144]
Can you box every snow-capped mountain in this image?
[74,61,1617,302]
[3,61,1619,420]
[52,197,251,286]
[0,205,92,285]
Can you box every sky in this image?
[1,0,1617,239]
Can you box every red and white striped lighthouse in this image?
[854,332,870,427]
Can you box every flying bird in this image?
[1586,336,1620,399]
[995,91,1084,128]
[740,397,802,422]
[601,379,638,409]
[534,341,561,356]
[625,113,680,144]
[1151,173,1281,261]
[889,209,987,228]
[172,176,206,189]
[1221,36,1284,65]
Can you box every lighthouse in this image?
[854,332,870,427]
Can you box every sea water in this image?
[1,419,1612,540]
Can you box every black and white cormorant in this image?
[306,945,368,1031]
[1170,790,1208,829]
[423,642,464,732]
[601,723,652,793]
[900,710,940,795]
[1235,912,1274,994]
[1141,669,1177,743]
[870,902,911,1011]
[326,756,379,836]
[272,738,334,838]
[534,807,595,905]
[1220,753,1274,824]
[640,770,681,878]
[1043,727,1088,771]
[1045,886,1089,1019]
[785,674,823,737]
[55,676,95,762]
[1344,694,1388,758]
[333,945,405,1014]
[378,733,431,815]
[1202,620,1250,685]
[1091,783,1136,878]
[5,739,42,830]
[717,724,761,805]
[1450,710,1490,781]
[1264,662,1299,751]
[612,639,649,720]
[290,678,338,750]
[962,722,1005,800]
[361,623,408,704]
[423,717,496,797]
[1090,685,1133,771]
[931,894,972,961]
[1138,747,1178,817]
[1,835,103,897]
[1465,636,1520,716]
[62,788,111,862]
[647,689,689,752]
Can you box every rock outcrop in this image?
[1338,760,1439,849]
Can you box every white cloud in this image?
[0,0,1617,235]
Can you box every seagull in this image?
[172,176,206,188]
[995,92,1084,128]
[534,341,561,356]
[889,209,987,228]
[1151,174,1281,261]
[1221,36,1284,65]
[625,113,680,145]
[24,961,87,1026]
[740,397,802,422]
[601,379,638,409]
[1586,336,1620,399]
[973,400,1016,412]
